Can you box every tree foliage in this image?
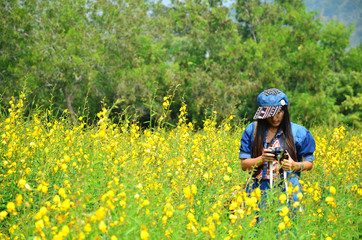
[0,0,360,128]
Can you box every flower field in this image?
[0,95,361,240]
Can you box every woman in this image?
[239,88,315,202]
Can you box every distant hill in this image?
[304,0,361,48]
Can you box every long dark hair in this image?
[252,106,298,161]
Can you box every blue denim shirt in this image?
[239,122,316,163]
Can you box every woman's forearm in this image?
[290,160,313,172]
[301,161,313,171]
[241,156,263,171]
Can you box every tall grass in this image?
[0,95,361,240]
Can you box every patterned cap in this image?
[253,88,289,120]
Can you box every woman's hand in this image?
[261,148,276,163]
[281,152,300,171]
[241,148,282,171]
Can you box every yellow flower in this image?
[191,184,197,195]
[224,175,230,182]
[325,196,336,207]
[143,199,150,206]
[61,225,70,236]
[176,204,185,210]
[187,213,196,222]
[43,215,50,225]
[37,184,43,192]
[283,216,290,224]
[98,130,106,138]
[99,221,107,233]
[163,101,169,110]
[278,222,285,231]
[58,188,66,198]
[165,228,173,237]
[53,195,61,204]
[35,207,48,220]
[212,213,220,221]
[84,223,92,233]
[78,232,86,240]
[64,154,70,162]
[15,194,23,206]
[95,207,106,220]
[162,215,168,225]
[329,186,336,194]
[183,186,193,201]
[39,206,47,215]
[229,201,237,211]
[41,185,48,194]
[293,185,299,193]
[297,192,303,200]
[18,179,26,189]
[111,236,118,240]
[140,225,150,240]
[61,163,67,171]
[0,211,8,220]
[254,188,261,199]
[35,220,44,231]
[293,201,300,208]
[7,202,15,213]
[9,224,18,234]
[279,206,289,217]
[358,188,362,196]
[325,196,335,203]
[279,194,287,204]
[61,199,71,211]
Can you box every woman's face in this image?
[266,110,285,128]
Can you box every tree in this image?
[0,0,34,102]
[342,43,362,72]
[165,0,245,123]
[10,0,104,122]
[233,0,350,125]
[323,71,362,128]
[1,0,358,128]
[319,20,353,72]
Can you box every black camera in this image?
[271,147,288,162]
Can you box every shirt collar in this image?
[263,128,284,138]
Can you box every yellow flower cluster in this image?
[0,94,360,239]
